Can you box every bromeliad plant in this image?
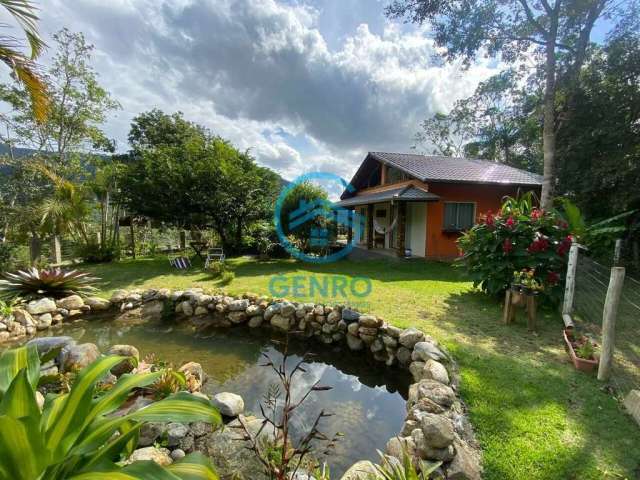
[458,192,571,304]
[0,267,99,300]
[0,344,222,479]
[370,448,442,480]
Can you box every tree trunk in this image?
[540,14,559,210]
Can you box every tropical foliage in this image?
[0,267,98,300]
[0,0,49,122]
[370,449,442,480]
[0,344,221,479]
[457,193,572,303]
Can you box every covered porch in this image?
[336,184,439,258]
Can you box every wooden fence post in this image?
[562,242,579,316]
[614,238,623,266]
[597,266,625,382]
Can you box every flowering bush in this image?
[457,193,572,304]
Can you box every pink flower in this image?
[531,208,543,220]
[505,216,516,228]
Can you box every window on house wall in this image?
[386,166,405,184]
[443,202,475,231]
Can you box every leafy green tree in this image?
[278,181,332,252]
[387,0,636,209]
[556,33,640,219]
[120,111,280,253]
[1,28,119,165]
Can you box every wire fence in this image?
[573,248,640,395]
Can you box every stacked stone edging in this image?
[0,287,481,479]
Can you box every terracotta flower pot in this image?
[563,330,599,373]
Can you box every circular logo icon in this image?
[274,172,363,264]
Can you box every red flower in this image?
[531,208,543,220]
[556,235,573,256]
[505,216,516,228]
[484,210,495,226]
[527,236,549,253]
[502,238,513,253]
[557,220,569,230]
[547,271,560,285]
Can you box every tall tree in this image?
[0,0,48,122]
[387,0,635,209]
[120,111,280,253]
[1,28,119,165]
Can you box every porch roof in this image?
[335,185,440,208]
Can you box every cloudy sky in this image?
[5,0,503,180]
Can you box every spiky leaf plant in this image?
[0,344,222,479]
[370,449,442,480]
[0,267,99,300]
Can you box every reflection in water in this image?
[40,317,410,476]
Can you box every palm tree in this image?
[0,0,48,122]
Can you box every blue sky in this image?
[0,0,627,181]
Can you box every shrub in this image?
[457,193,572,304]
[0,242,16,272]
[0,344,221,479]
[220,270,235,285]
[74,242,119,263]
[0,267,99,300]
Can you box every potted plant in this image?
[511,268,544,296]
[563,329,599,372]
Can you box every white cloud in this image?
[25,0,499,180]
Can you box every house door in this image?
[405,202,427,257]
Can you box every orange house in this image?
[337,152,542,259]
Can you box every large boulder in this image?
[398,328,424,349]
[423,359,450,385]
[195,415,271,480]
[107,344,140,376]
[179,362,205,393]
[142,300,165,321]
[341,308,360,323]
[358,315,381,328]
[418,413,455,448]
[26,298,57,316]
[446,439,482,480]
[56,295,84,310]
[212,392,244,417]
[228,299,250,311]
[13,309,35,327]
[110,289,129,303]
[61,343,100,372]
[408,380,456,409]
[270,314,293,331]
[412,341,446,362]
[27,336,75,357]
[85,296,111,311]
[125,446,172,466]
[340,460,378,480]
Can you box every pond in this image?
[35,316,411,476]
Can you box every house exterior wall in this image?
[424,183,535,259]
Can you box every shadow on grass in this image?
[439,292,640,480]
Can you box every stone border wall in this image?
[0,288,481,480]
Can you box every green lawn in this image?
[83,256,640,480]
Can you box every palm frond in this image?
[0,0,45,58]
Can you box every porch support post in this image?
[347,210,353,244]
[397,201,406,257]
[366,204,374,250]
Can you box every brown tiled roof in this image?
[368,152,543,186]
[336,185,440,207]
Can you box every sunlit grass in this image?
[82,255,640,480]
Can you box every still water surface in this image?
[41,317,410,476]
